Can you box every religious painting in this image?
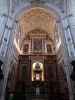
[47,44,52,53]
[23,44,29,53]
[33,39,42,52]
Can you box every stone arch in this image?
[13,2,63,19]
[13,5,65,57]
[10,3,66,59]
[13,3,64,43]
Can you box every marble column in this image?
[62,18,75,58]
[68,0,75,45]
[0,16,13,60]
[0,15,8,47]
[0,16,14,100]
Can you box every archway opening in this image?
[13,7,64,60]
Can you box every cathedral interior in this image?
[0,0,75,100]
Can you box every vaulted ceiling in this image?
[18,7,59,41]
[13,7,62,55]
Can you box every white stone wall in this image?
[0,1,19,99]
[0,0,8,15]
[68,0,75,45]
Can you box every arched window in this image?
[32,62,44,81]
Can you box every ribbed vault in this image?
[18,7,57,34]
